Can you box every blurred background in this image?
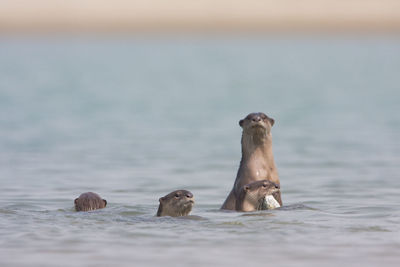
[1,1,399,267]
[1,0,400,33]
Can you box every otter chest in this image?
[251,167,270,180]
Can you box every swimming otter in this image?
[74,192,107,212]
[221,112,282,210]
[157,190,194,217]
[235,180,280,212]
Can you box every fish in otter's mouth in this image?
[263,195,281,209]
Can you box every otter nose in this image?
[252,116,261,122]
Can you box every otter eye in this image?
[175,193,180,198]
[262,183,267,188]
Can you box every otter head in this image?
[239,112,275,149]
[236,180,280,212]
[239,112,275,135]
[157,190,195,217]
[74,192,107,212]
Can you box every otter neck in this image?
[241,131,274,161]
[240,131,278,183]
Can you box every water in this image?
[0,36,399,267]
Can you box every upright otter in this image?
[235,180,280,212]
[157,190,195,217]
[74,192,107,212]
[221,112,282,210]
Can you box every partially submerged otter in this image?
[221,112,282,210]
[157,190,194,217]
[236,180,280,212]
[74,192,107,212]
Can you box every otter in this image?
[235,180,280,212]
[221,112,282,210]
[74,192,107,212]
[157,190,195,217]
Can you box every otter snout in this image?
[187,197,195,204]
[185,192,194,203]
[269,182,280,193]
[251,115,262,122]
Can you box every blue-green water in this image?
[0,37,399,267]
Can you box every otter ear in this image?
[103,199,107,207]
[239,119,244,127]
[74,198,78,204]
[159,197,165,203]
[268,117,275,127]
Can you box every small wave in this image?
[240,212,274,217]
[3,203,43,211]
[348,225,391,232]
[0,209,17,215]
[219,221,245,226]
[118,211,147,216]
[279,203,319,211]
[175,215,207,221]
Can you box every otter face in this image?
[243,180,280,198]
[157,190,195,217]
[236,180,280,211]
[239,112,275,134]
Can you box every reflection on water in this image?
[0,37,400,267]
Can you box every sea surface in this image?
[0,36,399,267]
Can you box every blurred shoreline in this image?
[1,0,400,34]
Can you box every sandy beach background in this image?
[1,0,400,33]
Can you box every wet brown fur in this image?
[235,180,280,212]
[157,190,194,217]
[221,112,282,210]
[74,192,107,212]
